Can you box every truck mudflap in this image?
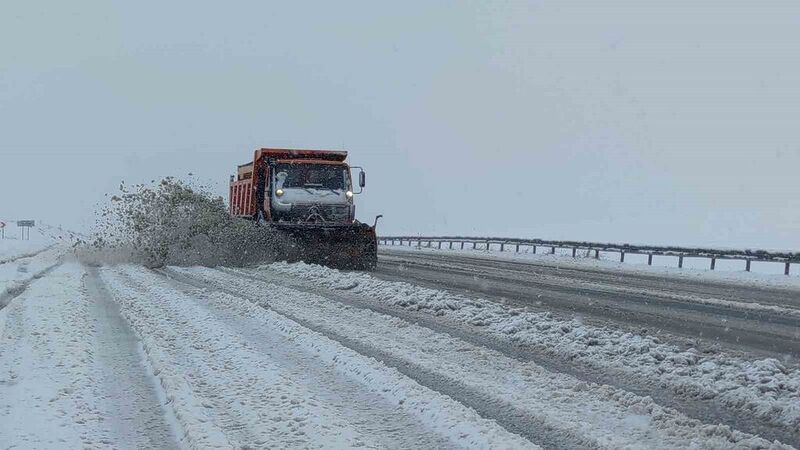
[267,222,378,270]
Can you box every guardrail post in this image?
[678,255,684,268]
[551,246,556,254]
[594,249,599,259]
[500,242,504,252]
[647,254,653,265]
[710,257,716,270]
[571,248,576,257]
[438,241,442,249]
[449,241,453,249]
[515,244,520,252]
[533,245,537,254]
[745,259,751,272]
[620,252,625,262]
[486,240,490,251]
[473,242,477,249]
[786,262,791,276]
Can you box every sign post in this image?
[16,220,35,240]
[0,221,5,239]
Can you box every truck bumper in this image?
[267,222,377,270]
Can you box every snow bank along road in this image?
[1,245,798,448]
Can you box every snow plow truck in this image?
[229,148,379,270]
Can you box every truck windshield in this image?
[274,164,348,191]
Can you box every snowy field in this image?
[0,235,53,264]
[1,246,798,448]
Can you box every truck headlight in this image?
[276,189,284,197]
[346,190,353,199]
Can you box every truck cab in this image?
[270,159,359,224]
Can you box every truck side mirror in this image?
[359,171,366,188]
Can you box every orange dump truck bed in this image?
[230,162,256,217]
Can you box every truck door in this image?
[254,162,271,222]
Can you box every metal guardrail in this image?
[379,236,800,275]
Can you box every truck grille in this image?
[289,204,349,223]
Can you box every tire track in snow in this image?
[84,266,180,449]
[167,266,789,449]
[0,264,92,448]
[1,263,152,448]
[103,266,528,449]
[160,268,567,449]
[148,270,458,450]
[216,266,800,446]
[104,269,299,449]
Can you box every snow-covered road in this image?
[1,245,798,448]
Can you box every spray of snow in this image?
[80,178,281,267]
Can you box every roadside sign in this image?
[17,220,35,227]
[0,221,5,228]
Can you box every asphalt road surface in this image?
[377,249,800,360]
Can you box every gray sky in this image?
[2,1,798,250]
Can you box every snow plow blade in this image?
[268,222,378,270]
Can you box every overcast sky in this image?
[1,1,798,250]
